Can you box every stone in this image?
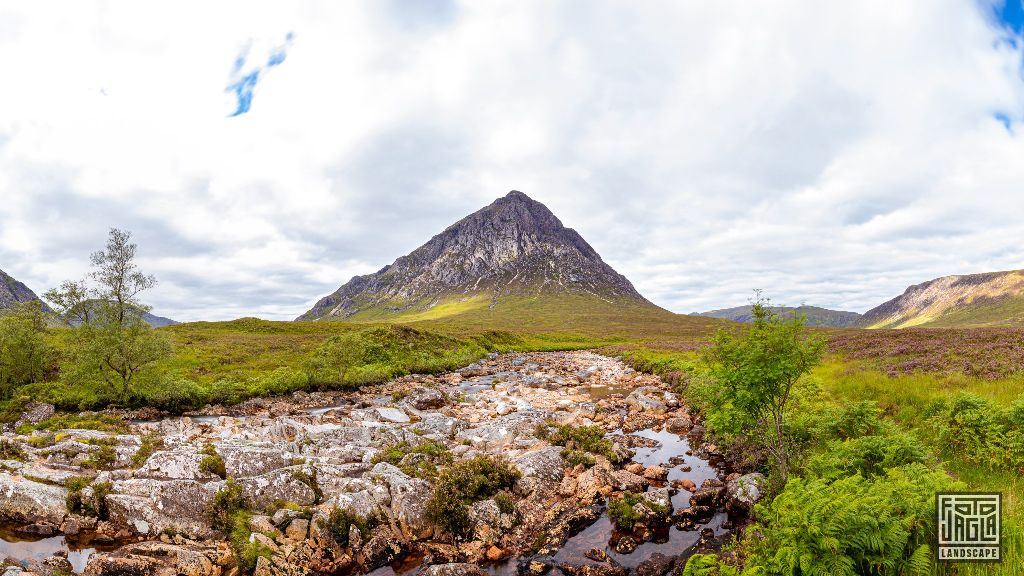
[134,446,216,481]
[624,462,645,475]
[0,473,68,524]
[665,415,692,434]
[610,469,646,492]
[486,545,504,561]
[401,387,446,410]
[373,407,410,423]
[725,472,766,512]
[422,564,487,576]
[285,519,310,541]
[642,465,668,481]
[513,446,565,495]
[679,479,697,492]
[614,535,638,554]
[367,463,433,539]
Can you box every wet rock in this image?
[0,473,67,524]
[625,387,678,414]
[624,462,644,475]
[575,458,614,501]
[665,415,692,434]
[633,552,675,576]
[423,563,487,576]
[725,472,766,512]
[610,469,646,492]
[15,522,59,537]
[521,558,554,575]
[642,465,668,481]
[614,535,638,554]
[559,561,627,576]
[677,479,697,492]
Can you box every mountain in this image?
[299,190,668,327]
[141,311,179,327]
[0,268,47,311]
[697,305,863,328]
[861,269,1024,328]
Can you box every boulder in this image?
[0,473,67,524]
[725,472,766,512]
[135,446,218,481]
[513,446,565,495]
[366,463,432,539]
[106,478,223,537]
[219,443,295,478]
[401,387,446,410]
[625,387,678,414]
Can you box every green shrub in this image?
[65,477,111,519]
[607,491,667,531]
[743,464,961,576]
[17,413,128,435]
[370,439,453,479]
[325,507,379,547]
[199,444,226,479]
[806,433,929,482]
[537,422,624,465]
[81,438,117,469]
[425,455,521,538]
[131,434,164,467]
[208,480,248,532]
[0,439,26,461]
[494,490,516,514]
[291,468,322,504]
[608,494,640,531]
[825,400,886,440]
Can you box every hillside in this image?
[861,269,1024,328]
[299,191,710,336]
[697,304,862,327]
[0,268,48,311]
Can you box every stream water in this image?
[0,526,119,573]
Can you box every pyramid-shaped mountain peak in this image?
[299,191,653,321]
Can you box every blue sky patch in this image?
[226,32,294,117]
[995,0,1024,33]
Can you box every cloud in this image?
[226,32,294,116]
[0,1,1022,321]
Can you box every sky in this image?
[1,1,1023,321]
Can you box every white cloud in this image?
[0,0,1022,320]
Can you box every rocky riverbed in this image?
[0,351,764,576]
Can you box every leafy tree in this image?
[0,301,53,396]
[306,331,367,385]
[45,228,171,400]
[705,296,825,484]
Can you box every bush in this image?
[65,477,111,519]
[607,491,668,531]
[425,455,521,538]
[806,433,929,482]
[82,438,117,469]
[199,444,226,479]
[325,507,379,547]
[494,490,516,514]
[743,464,961,576]
[538,422,624,465]
[209,480,248,533]
[370,439,453,479]
[0,439,26,461]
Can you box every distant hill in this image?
[697,305,863,328]
[65,301,178,328]
[0,268,49,311]
[300,191,661,322]
[861,269,1024,328]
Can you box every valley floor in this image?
[0,351,752,576]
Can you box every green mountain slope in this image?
[861,269,1024,328]
[697,304,862,328]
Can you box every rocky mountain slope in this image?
[861,269,1024,328]
[697,305,862,328]
[0,268,46,310]
[300,191,658,322]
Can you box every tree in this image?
[704,296,825,485]
[45,228,171,401]
[0,301,53,397]
[307,331,367,386]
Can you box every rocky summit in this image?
[299,191,652,321]
[0,351,760,576]
[860,269,1024,328]
[0,268,44,310]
